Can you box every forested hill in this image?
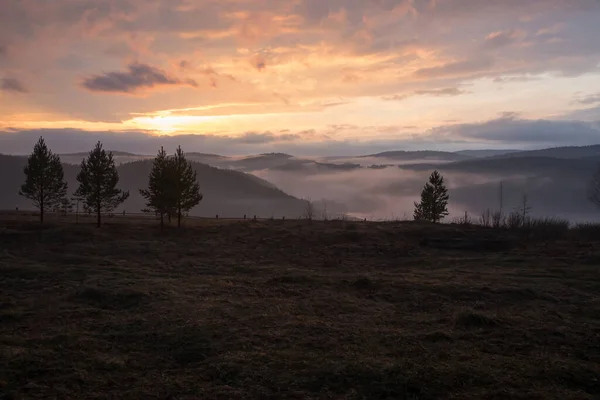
[0,155,306,218]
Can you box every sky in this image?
[1,0,600,155]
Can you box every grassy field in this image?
[0,219,599,399]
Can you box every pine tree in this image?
[139,147,174,229]
[588,163,600,209]
[413,170,449,223]
[74,142,129,227]
[170,146,203,227]
[19,137,68,223]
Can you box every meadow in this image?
[1,217,599,399]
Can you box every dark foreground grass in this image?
[0,219,599,399]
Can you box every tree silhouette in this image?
[19,137,67,223]
[170,146,203,227]
[75,142,129,227]
[588,163,600,210]
[414,170,449,223]
[140,147,174,229]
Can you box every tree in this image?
[139,147,174,229]
[588,164,600,209]
[74,142,129,227]
[520,194,531,226]
[413,170,449,223]
[170,146,203,227]
[303,198,315,220]
[19,137,68,223]
[55,197,75,216]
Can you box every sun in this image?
[125,114,226,133]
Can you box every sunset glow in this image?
[1,0,600,154]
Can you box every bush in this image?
[479,209,492,228]
[506,211,524,230]
[527,217,570,240]
[572,223,600,240]
[453,211,473,226]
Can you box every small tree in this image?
[170,146,203,227]
[520,194,531,226]
[139,147,174,230]
[54,197,75,216]
[303,198,315,220]
[19,137,68,223]
[413,170,449,223]
[588,164,600,209]
[74,142,129,227]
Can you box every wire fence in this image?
[0,209,363,223]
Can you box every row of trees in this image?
[19,137,202,228]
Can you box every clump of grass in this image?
[422,331,453,343]
[454,311,500,329]
[571,222,600,240]
[476,208,570,239]
[526,217,570,240]
[352,276,374,290]
[72,286,149,310]
[452,211,473,226]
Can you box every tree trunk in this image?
[160,212,164,231]
[177,205,182,228]
[96,196,101,228]
[40,196,44,224]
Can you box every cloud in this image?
[383,87,467,101]
[536,23,566,36]
[236,131,300,144]
[574,93,600,106]
[431,115,600,145]
[413,58,494,79]
[250,54,267,71]
[81,63,198,94]
[493,75,540,83]
[4,114,600,158]
[0,128,310,156]
[1,0,600,135]
[483,30,524,49]
[1,77,27,93]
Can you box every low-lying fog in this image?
[252,164,599,223]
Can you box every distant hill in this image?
[366,150,471,162]
[489,145,600,160]
[454,149,520,158]
[400,156,597,176]
[59,152,153,166]
[0,154,305,218]
[61,151,139,157]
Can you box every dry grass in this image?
[1,219,599,399]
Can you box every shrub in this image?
[527,217,570,240]
[572,223,600,240]
[453,211,473,226]
[479,209,492,228]
[506,211,524,230]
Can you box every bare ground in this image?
[0,219,599,399]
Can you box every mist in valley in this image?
[251,160,599,223]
